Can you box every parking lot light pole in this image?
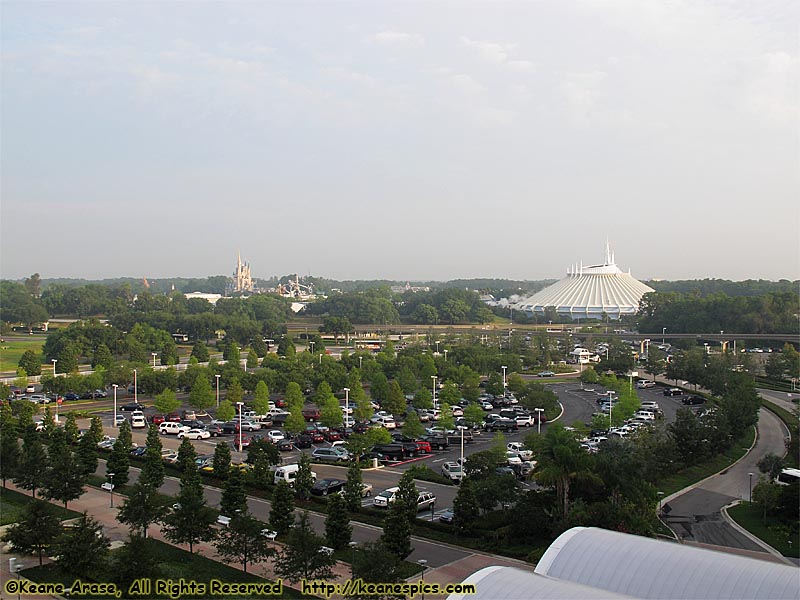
[133,369,137,405]
[348,541,358,577]
[112,384,118,427]
[152,352,157,368]
[343,387,349,404]
[502,366,507,392]
[748,472,753,503]
[431,376,437,411]
[657,491,664,516]
[417,559,428,600]
[107,473,115,507]
[52,358,57,378]
[236,402,244,452]
[215,374,221,408]
[662,328,666,345]
[535,408,544,435]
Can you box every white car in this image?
[507,442,533,460]
[266,430,285,442]
[506,451,523,465]
[179,428,211,440]
[131,415,147,429]
[636,380,656,389]
[113,414,127,426]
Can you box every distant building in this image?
[513,243,654,321]
[184,292,223,305]
[232,251,253,293]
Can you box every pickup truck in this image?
[507,442,534,460]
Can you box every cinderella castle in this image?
[231,251,254,293]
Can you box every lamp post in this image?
[309,341,315,355]
[215,374,221,408]
[748,472,753,503]
[431,376,437,411]
[112,384,118,426]
[443,349,448,362]
[152,352,158,368]
[662,328,666,345]
[435,341,440,355]
[236,402,244,453]
[343,387,350,404]
[107,473,115,507]
[52,358,57,377]
[133,369,137,405]
[417,559,428,600]
[657,491,664,516]
[501,365,507,393]
[535,408,544,435]
[348,541,358,577]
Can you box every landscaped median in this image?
[726,501,799,559]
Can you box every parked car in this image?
[295,434,314,449]
[311,447,350,462]
[266,430,285,443]
[507,442,533,460]
[150,414,166,425]
[166,412,182,422]
[159,422,190,435]
[113,414,127,426]
[204,424,224,437]
[310,478,347,496]
[438,508,455,524]
[636,380,656,389]
[131,414,147,429]
[121,402,145,412]
[537,371,555,377]
[441,461,463,482]
[663,388,684,397]
[485,418,518,432]
[179,428,211,440]
[420,434,449,450]
[302,408,321,421]
[63,392,82,401]
[276,439,294,451]
[682,395,707,405]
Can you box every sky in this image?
[2,1,798,283]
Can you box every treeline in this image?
[637,291,798,334]
[646,278,798,297]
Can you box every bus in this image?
[775,468,800,486]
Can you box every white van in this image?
[273,464,317,487]
[131,414,147,429]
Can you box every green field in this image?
[727,502,799,558]
[0,487,82,525]
[0,338,46,373]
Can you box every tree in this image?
[325,492,352,550]
[253,381,271,416]
[227,378,244,404]
[412,388,433,410]
[177,437,198,472]
[64,412,80,445]
[215,513,275,573]
[212,442,232,480]
[383,380,406,416]
[273,511,336,583]
[116,481,167,537]
[320,396,344,429]
[396,471,418,521]
[219,467,248,517]
[752,478,782,523]
[353,392,374,423]
[216,399,235,422]
[269,480,296,535]
[534,423,594,518]
[452,478,480,534]
[139,426,165,489]
[189,375,214,410]
[109,535,161,590]
[191,340,210,362]
[15,429,48,497]
[42,429,86,509]
[92,344,114,370]
[668,408,709,467]
[343,460,364,512]
[245,347,259,369]
[285,403,307,436]
[0,427,20,487]
[154,388,180,416]
[350,541,404,589]
[370,372,389,403]
[757,453,784,481]
[52,512,110,575]
[18,349,42,376]
[3,499,62,565]
[403,411,424,440]
[579,366,599,384]
[295,453,315,500]
[106,421,132,487]
[24,272,41,297]
[380,500,412,559]
[162,463,217,553]
[76,427,99,477]
[277,336,296,357]
[463,402,485,429]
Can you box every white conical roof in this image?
[514,245,653,320]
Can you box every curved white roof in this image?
[514,246,653,320]
[535,527,800,600]
[447,565,633,600]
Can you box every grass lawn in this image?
[0,338,45,373]
[0,487,83,525]
[659,427,756,496]
[727,502,799,558]
[22,538,315,599]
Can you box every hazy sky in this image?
[2,1,798,282]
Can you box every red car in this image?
[324,430,342,442]
[150,414,166,425]
[166,413,182,422]
[414,440,432,454]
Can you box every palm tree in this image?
[534,424,596,518]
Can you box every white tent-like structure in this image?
[514,243,654,321]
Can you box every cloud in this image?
[322,66,377,87]
[460,36,533,71]
[745,51,799,124]
[449,73,486,95]
[366,31,424,48]
[561,70,608,125]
